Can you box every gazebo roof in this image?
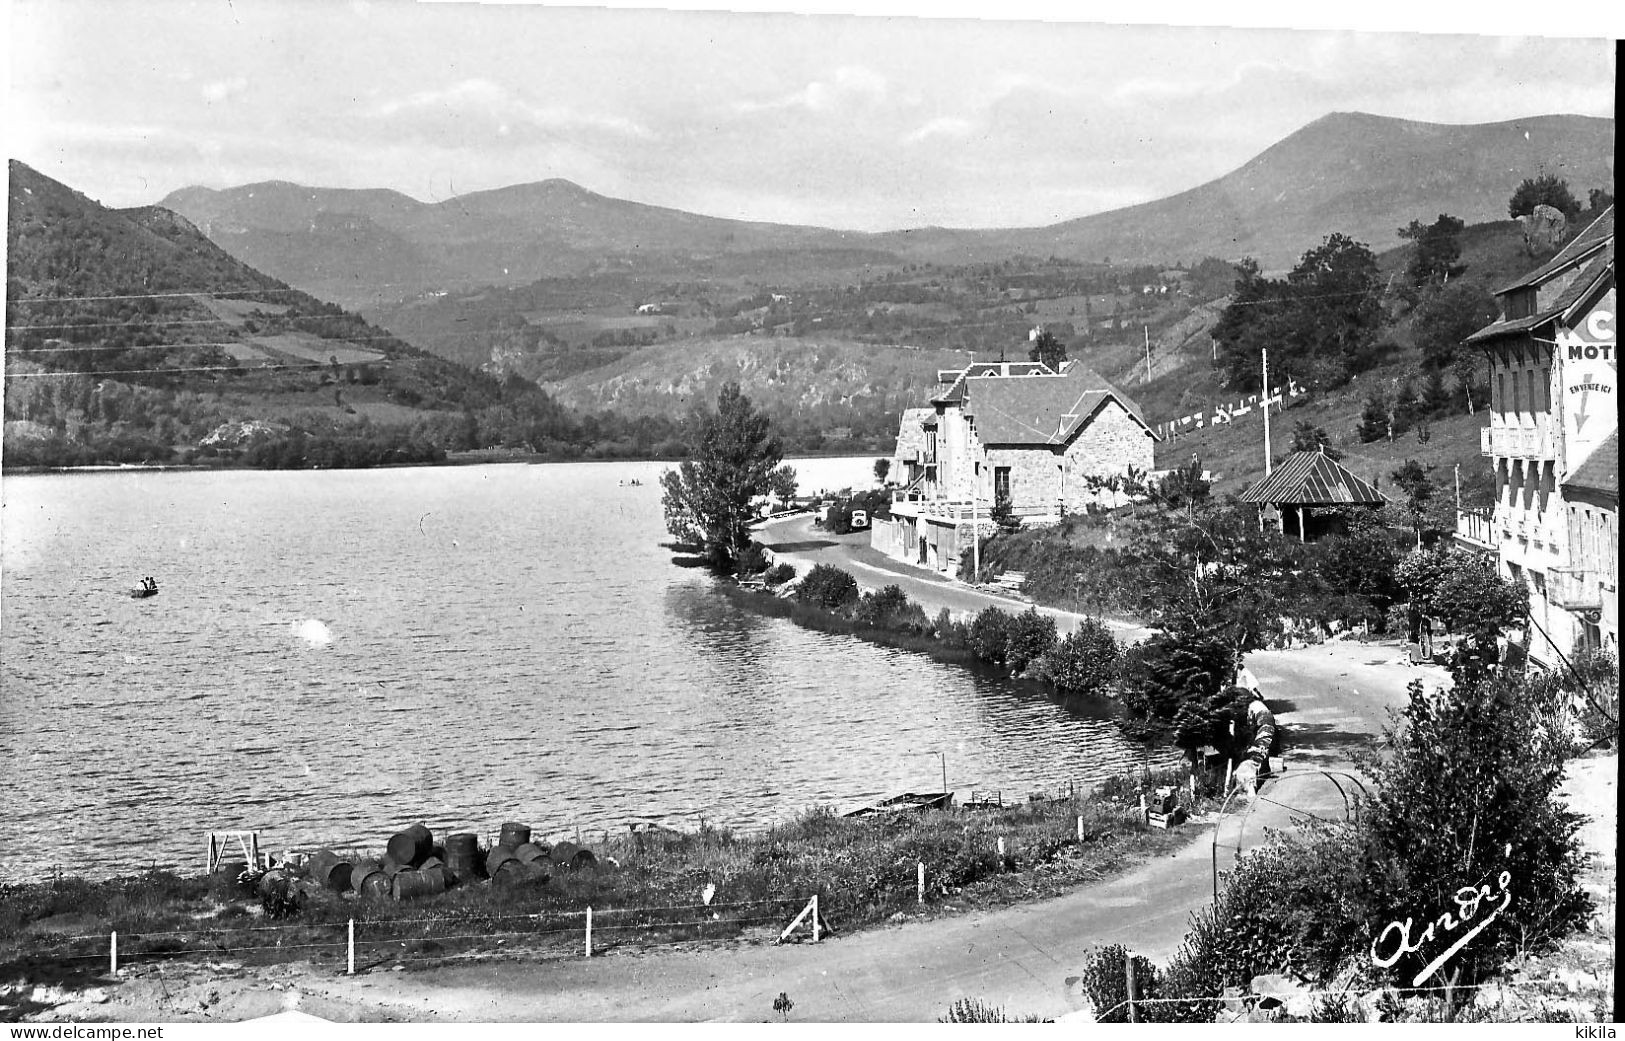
[1239,449,1387,506]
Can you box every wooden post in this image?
[1076,815,1085,842]
[251,833,261,870]
[110,931,119,976]
[1126,949,1138,1023]
[997,836,1005,869]
[812,895,821,943]
[917,861,926,904]
[1138,793,1148,825]
[347,919,355,975]
[585,907,593,958]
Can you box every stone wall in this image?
[983,401,1155,512]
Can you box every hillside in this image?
[157,112,1612,311]
[939,113,1614,272]
[544,335,978,450]
[161,178,901,309]
[2,162,636,469]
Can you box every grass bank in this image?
[0,784,1200,991]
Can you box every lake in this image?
[0,457,1170,880]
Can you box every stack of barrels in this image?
[484,822,549,888]
[273,820,603,903]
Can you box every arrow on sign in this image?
[1574,371,1593,433]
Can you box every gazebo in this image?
[1240,448,1387,541]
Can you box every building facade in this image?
[1463,207,1615,664]
[874,359,1156,573]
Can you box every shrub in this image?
[934,607,970,649]
[737,541,770,575]
[940,998,1045,1023]
[1177,823,1367,995]
[762,562,796,586]
[853,584,930,633]
[1350,674,1592,988]
[795,563,859,610]
[1005,608,1058,674]
[1076,944,1161,1023]
[968,606,1015,665]
[1117,631,1235,744]
[1038,619,1120,697]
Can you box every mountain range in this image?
[157,112,1614,310]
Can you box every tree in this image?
[1389,459,1452,546]
[768,464,798,507]
[873,457,891,485]
[1212,235,1381,392]
[1412,282,1498,372]
[1395,548,1529,653]
[659,382,785,571]
[1038,618,1120,697]
[1399,214,1465,288]
[1307,508,1401,627]
[1508,173,1581,220]
[1357,391,1390,443]
[1028,328,1067,370]
[1289,421,1342,460]
[1588,187,1614,211]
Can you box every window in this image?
[994,466,1011,504]
[1498,373,1508,412]
[1538,367,1549,411]
[925,428,937,463]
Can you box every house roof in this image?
[1468,242,1615,346]
[1495,206,1614,295]
[930,360,1055,405]
[1239,449,1387,506]
[1563,431,1619,498]
[958,362,1151,446]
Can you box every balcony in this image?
[1483,416,1558,461]
[1547,568,1602,611]
[1455,507,1495,550]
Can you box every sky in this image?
[5,2,1617,231]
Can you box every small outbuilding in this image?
[1240,448,1387,541]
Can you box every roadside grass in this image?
[0,783,1196,980]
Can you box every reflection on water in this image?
[1,459,1173,880]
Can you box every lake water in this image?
[0,457,1169,880]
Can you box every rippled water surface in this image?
[1,459,1168,879]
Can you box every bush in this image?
[934,608,970,649]
[762,562,796,586]
[1006,608,1058,674]
[795,563,859,610]
[1117,631,1235,744]
[968,606,1015,666]
[1038,619,1120,697]
[853,584,930,633]
[1076,944,1161,1023]
[1350,674,1593,988]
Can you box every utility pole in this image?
[1261,346,1273,476]
[1454,463,1461,511]
[1144,326,1152,382]
[971,464,980,582]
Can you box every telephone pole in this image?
[1261,347,1273,476]
[1144,326,1152,382]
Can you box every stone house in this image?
[1462,206,1615,664]
[873,359,1156,572]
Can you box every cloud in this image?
[904,116,975,143]
[201,76,248,103]
[733,65,888,114]
[369,78,652,145]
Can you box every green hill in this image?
[2,162,638,468]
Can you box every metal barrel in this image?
[359,873,392,900]
[491,860,547,888]
[307,850,354,892]
[379,854,406,876]
[256,868,291,897]
[546,840,579,866]
[387,823,434,867]
[497,822,531,850]
[444,832,478,856]
[485,847,521,878]
[392,868,447,901]
[214,859,247,880]
[512,842,550,864]
[570,849,599,872]
[349,859,382,892]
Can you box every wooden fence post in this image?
[1126,949,1137,1023]
[110,931,119,976]
[997,836,1005,870]
[812,895,821,943]
[917,861,925,904]
[1076,815,1084,842]
[585,907,593,958]
[347,919,355,975]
